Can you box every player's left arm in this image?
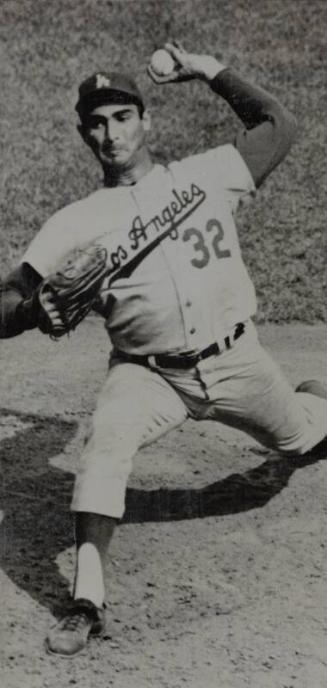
[209,68,297,188]
[148,43,297,188]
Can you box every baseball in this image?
[150,49,175,76]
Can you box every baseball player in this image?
[1,42,327,657]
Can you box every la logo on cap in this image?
[96,73,111,89]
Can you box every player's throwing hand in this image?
[148,41,225,84]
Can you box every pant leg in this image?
[172,324,327,456]
[71,359,188,519]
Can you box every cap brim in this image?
[76,89,143,115]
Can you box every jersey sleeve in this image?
[20,207,82,277]
[202,143,256,214]
[180,144,256,215]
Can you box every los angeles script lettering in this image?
[107,183,206,274]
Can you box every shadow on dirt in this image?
[0,408,77,614]
[124,444,326,523]
[0,407,326,613]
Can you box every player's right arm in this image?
[1,202,86,338]
[0,263,64,338]
[0,263,42,337]
[0,207,73,339]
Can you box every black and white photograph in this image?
[0,1,326,686]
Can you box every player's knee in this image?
[295,380,327,400]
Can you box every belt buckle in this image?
[183,352,199,367]
[148,355,157,368]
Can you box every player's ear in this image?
[77,123,94,150]
[142,109,151,132]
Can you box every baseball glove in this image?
[37,241,108,338]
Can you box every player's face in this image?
[81,103,151,170]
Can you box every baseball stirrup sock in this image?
[74,543,105,608]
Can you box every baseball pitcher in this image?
[1,42,326,656]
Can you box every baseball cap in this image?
[75,71,144,117]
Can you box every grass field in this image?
[0,0,326,321]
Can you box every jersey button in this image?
[189,327,196,334]
[185,300,192,307]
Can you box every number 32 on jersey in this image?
[182,219,231,269]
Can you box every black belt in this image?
[115,323,245,370]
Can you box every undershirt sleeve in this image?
[0,263,42,337]
[210,68,297,187]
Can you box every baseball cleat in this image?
[295,380,327,399]
[45,598,106,657]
